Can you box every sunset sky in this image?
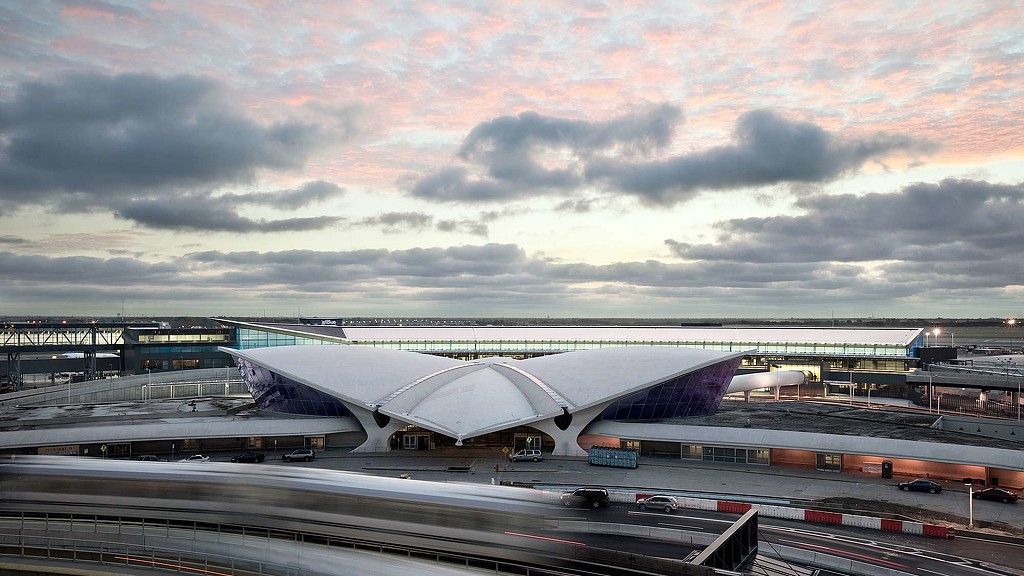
[1,1,1022,319]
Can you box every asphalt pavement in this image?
[295,446,1024,535]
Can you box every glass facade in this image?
[237,328,346,350]
[598,357,743,421]
[347,338,913,359]
[234,357,352,417]
[682,444,769,465]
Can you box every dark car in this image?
[973,487,1019,503]
[136,455,166,462]
[560,487,610,508]
[897,479,942,494]
[283,448,315,462]
[230,451,266,463]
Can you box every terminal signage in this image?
[299,318,342,326]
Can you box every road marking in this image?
[657,523,704,530]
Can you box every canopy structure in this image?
[221,345,748,455]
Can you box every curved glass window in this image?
[234,358,352,417]
[598,357,743,421]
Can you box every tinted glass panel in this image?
[234,358,352,417]
[598,357,743,420]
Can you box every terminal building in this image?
[1,318,1021,488]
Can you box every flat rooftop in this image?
[682,400,1024,450]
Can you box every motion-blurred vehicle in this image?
[177,454,210,463]
[897,479,942,493]
[636,494,678,512]
[230,451,265,463]
[509,449,542,462]
[560,487,609,508]
[282,448,315,462]
[972,487,1019,503]
[136,455,166,462]
[2,456,560,568]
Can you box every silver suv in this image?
[282,449,315,462]
[509,449,543,462]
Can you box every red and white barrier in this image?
[634,493,952,539]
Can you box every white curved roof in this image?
[223,345,747,440]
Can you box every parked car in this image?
[509,449,543,462]
[560,487,610,508]
[282,449,315,462]
[636,494,678,513]
[136,455,166,462]
[973,487,1019,503]
[177,454,210,463]
[897,479,942,494]
[230,451,266,463]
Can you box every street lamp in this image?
[927,373,932,414]
[965,479,974,530]
[1000,359,1019,421]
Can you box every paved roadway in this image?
[254,447,1024,576]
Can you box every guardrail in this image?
[0,511,674,576]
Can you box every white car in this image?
[636,494,678,513]
[508,449,543,462]
[177,454,210,463]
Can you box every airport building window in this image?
[234,357,351,417]
[237,328,343,350]
[599,357,744,420]
[681,444,702,460]
[698,446,770,465]
[816,452,842,472]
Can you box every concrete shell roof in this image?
[224,345,746,439]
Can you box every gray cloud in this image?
[411,106,932,207]
[0,73,325,211]
[4,201,1021,317]
[410,167,516,202]
[667,179,1024,271]
[0,236,29,245]
[356,212,434,231]
[116,194,342,232]
[436,219,489,236]
[229,180,346,210]
[411,104,683,202]
[554,198,599,213]
[350,211,492,236]
[585,109,938,204]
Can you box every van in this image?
[560,487,610,508]
[509,449,543,462]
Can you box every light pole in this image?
[849,366,854,405]
[928,373,933,414]
[966,479,974,530]
[1000,359,1019,421]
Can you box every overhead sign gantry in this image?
[1,321,157,390]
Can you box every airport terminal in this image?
[2,318,1022,489]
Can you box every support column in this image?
[774,386,780,401]
[743,390,751,403]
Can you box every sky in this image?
[1,1,1022,320]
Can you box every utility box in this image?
[881,460,893,479]
[588,446,639,469]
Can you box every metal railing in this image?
[0,511,603,576]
